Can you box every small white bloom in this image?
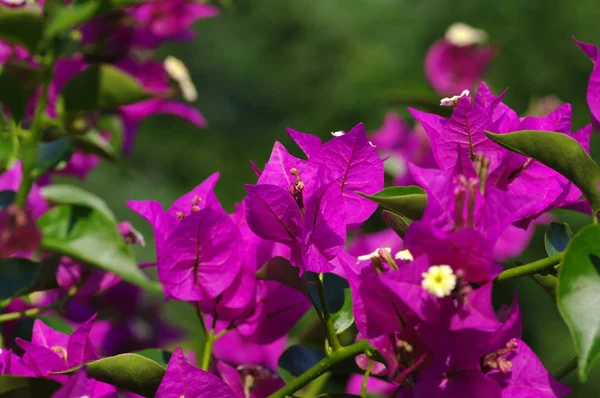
[421,265,457,298]
[331,131,345,137]
[394,249,414,262]
[356,247,391,263]
[164,56,198,102]
[445,23,488,47]
[3,0,27,5]
[440,89,470,107]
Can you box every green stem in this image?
[267,340,370,398]
[495,252,564,283]
[553,356,578,380]
[314,273,342,353]
[194,301,208,336]
[201,329,215,371]
[0,286,75,323]
[361,360,374,397]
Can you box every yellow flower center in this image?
[421,265,457,298]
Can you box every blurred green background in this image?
[73,0,600,395]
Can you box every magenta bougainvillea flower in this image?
[346,374,398,397]
[129,0,219,48]
[406,302,570,398]
[245,123,384,274]
[410,83,592,225]
[156,348,237,398]
[213,330,286,372]
[574,37,600,129]
[128,173,241,301]
[216,359,285,398]
[425,23,496,96]
[0,315,117,396]
[0,162,47,257]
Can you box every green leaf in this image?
[55,353,166,397]
[382,209,410,239]
[44,1,102,41]
[74,130,119,161]
[485,130,600,214]
[278,345,325,381]
[135,349,172,368]
[545,222,574,257]
[0,375,61,397]
[359,186,426,220]
[557,224,600,381]
[0,8,43,52]
[331,287,354,335]
[63,65,150,112]
[0,69,28,122]
[0,258,40,300]
[256,256,308,297]
[42,125,119,161]
[306,273,354,334]
[37,205,161,293]
[44,0,151,43]
[33,138,73,178]
[40,184,116,222]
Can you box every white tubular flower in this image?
[440,89,470,107]
[445,23,488,47]
[394,249,414,262]
[331,131,345,137]
[356,247,391,263]
[164,56,198,102]
[421,265,457,298]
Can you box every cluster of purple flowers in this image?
[2,7,600,397]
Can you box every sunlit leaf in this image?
[37,205,160,293]
[135,349,172,368]
[44,1,101,41]
[557,224,600,381]
[359,186,426,220]
[486,130,600,213]
[63,65,150,112]
[40,184,116,222]
[54,353,166,397]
